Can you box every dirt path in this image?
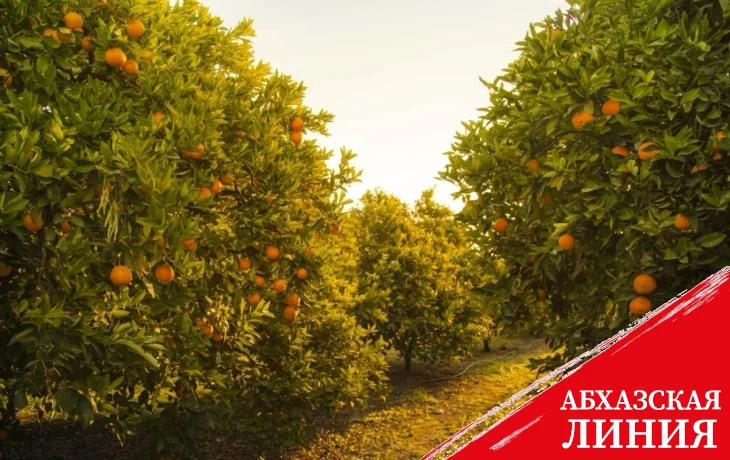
[287,336,550,460]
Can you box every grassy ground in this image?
[286,335,550,460]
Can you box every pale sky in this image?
[200,0,565,210]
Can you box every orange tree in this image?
[441,0,730,372]
[350,190,488,371]
[0,0,386,457]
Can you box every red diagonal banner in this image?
[424,267,730,459]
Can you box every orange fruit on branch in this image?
[219,172,234,185]
[629,296,652,315]
[674,213,691,231]
[265,245,280,260]
[494,217,508,234]
[63,12,84,30]
[601,99,621,116]
[525,159,540,173]
[611,146,629,157]
[248,292,262,305]
[291,131,302,145]
[283,306,298,323]
[105,48,127,68]
[254,275,266,287]
[632,273,656,295]
[60,220,72,234]
[296,268,308,280]
[110,265,132,286]
[291,117,304,132]
[286,293,301,307]
[122,59,139,76]
[571,110,593,130]
[712,131,725,151]
[272,279,287,293]
[202,325,214,336]
[197,187,212,200]
[154,265,175,283]
[182,239,198,251]
[81,36,94,52]
[238,258,252,271]
[638,141,660,161]
[558,234,575,251]
[23,213,45,232]
[210,179,223,194]
[127,19,146,39]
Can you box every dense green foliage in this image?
[0,0,386,457]
[351,190,489,371]
[442,0,730,371]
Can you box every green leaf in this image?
[8,327,35,346]
[698,233,726,248]
[57,387,80,413]
[117,340,160,368]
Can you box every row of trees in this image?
[0,0,491,457]
[442,0,730,371]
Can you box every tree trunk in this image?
[405,353,412,372]
[483,337,491,352]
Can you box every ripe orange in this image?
[691,164,708,174]
[633,274,656,295]
[291,131,303,145]
[212,332,224,342]
[155,265,175,283]
[254,275,266,287]
[536,288,547,301]
[195,318,207,327]
[571,110,594,130]
[286,293,301,307]
[0,264,11,277]
[43,29,60,42]
[283,306,298,323]
[304,248,314,257]
[1,68,11,87]
[153,111,165,125]
[638,141,660,161]
[64,12,84,30]
[202,325,214,336]
[329,223,341,235]
[154,237,166,248]
[494,217,508,234]
[248,292,262,305]
[211,179,223,194]
[296,268,308,280]
[265,194,276,204]
[182,144,205,160]
[127,19,146,39]
[23,213,45,232]
[104,48,127,68]
[674,213,691,231]
[273,279,287,293]
[529,254,538,264]
[182,239,198,251]
[291,117,304,132]
[238,258,252,271]
[60,220,72,234]
[265,245,280,260]
[611,146,629,157]
[378,395,386,404]
[525,159,539,173]
[343,401,355,410]
[235,130,245,139]
[220,172,234,185]
[81,36,94,52]
[122,59,139,76]
[713,153,723,161]
[558,234,575,251]
[601,99,621,116]
[110,265,132,286]
[197,187,212,200]
[629,296,652,315]
[712,131,725,151]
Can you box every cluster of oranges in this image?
[290,116,304,146]
[494,98,722,316]
[37,11,148,78]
